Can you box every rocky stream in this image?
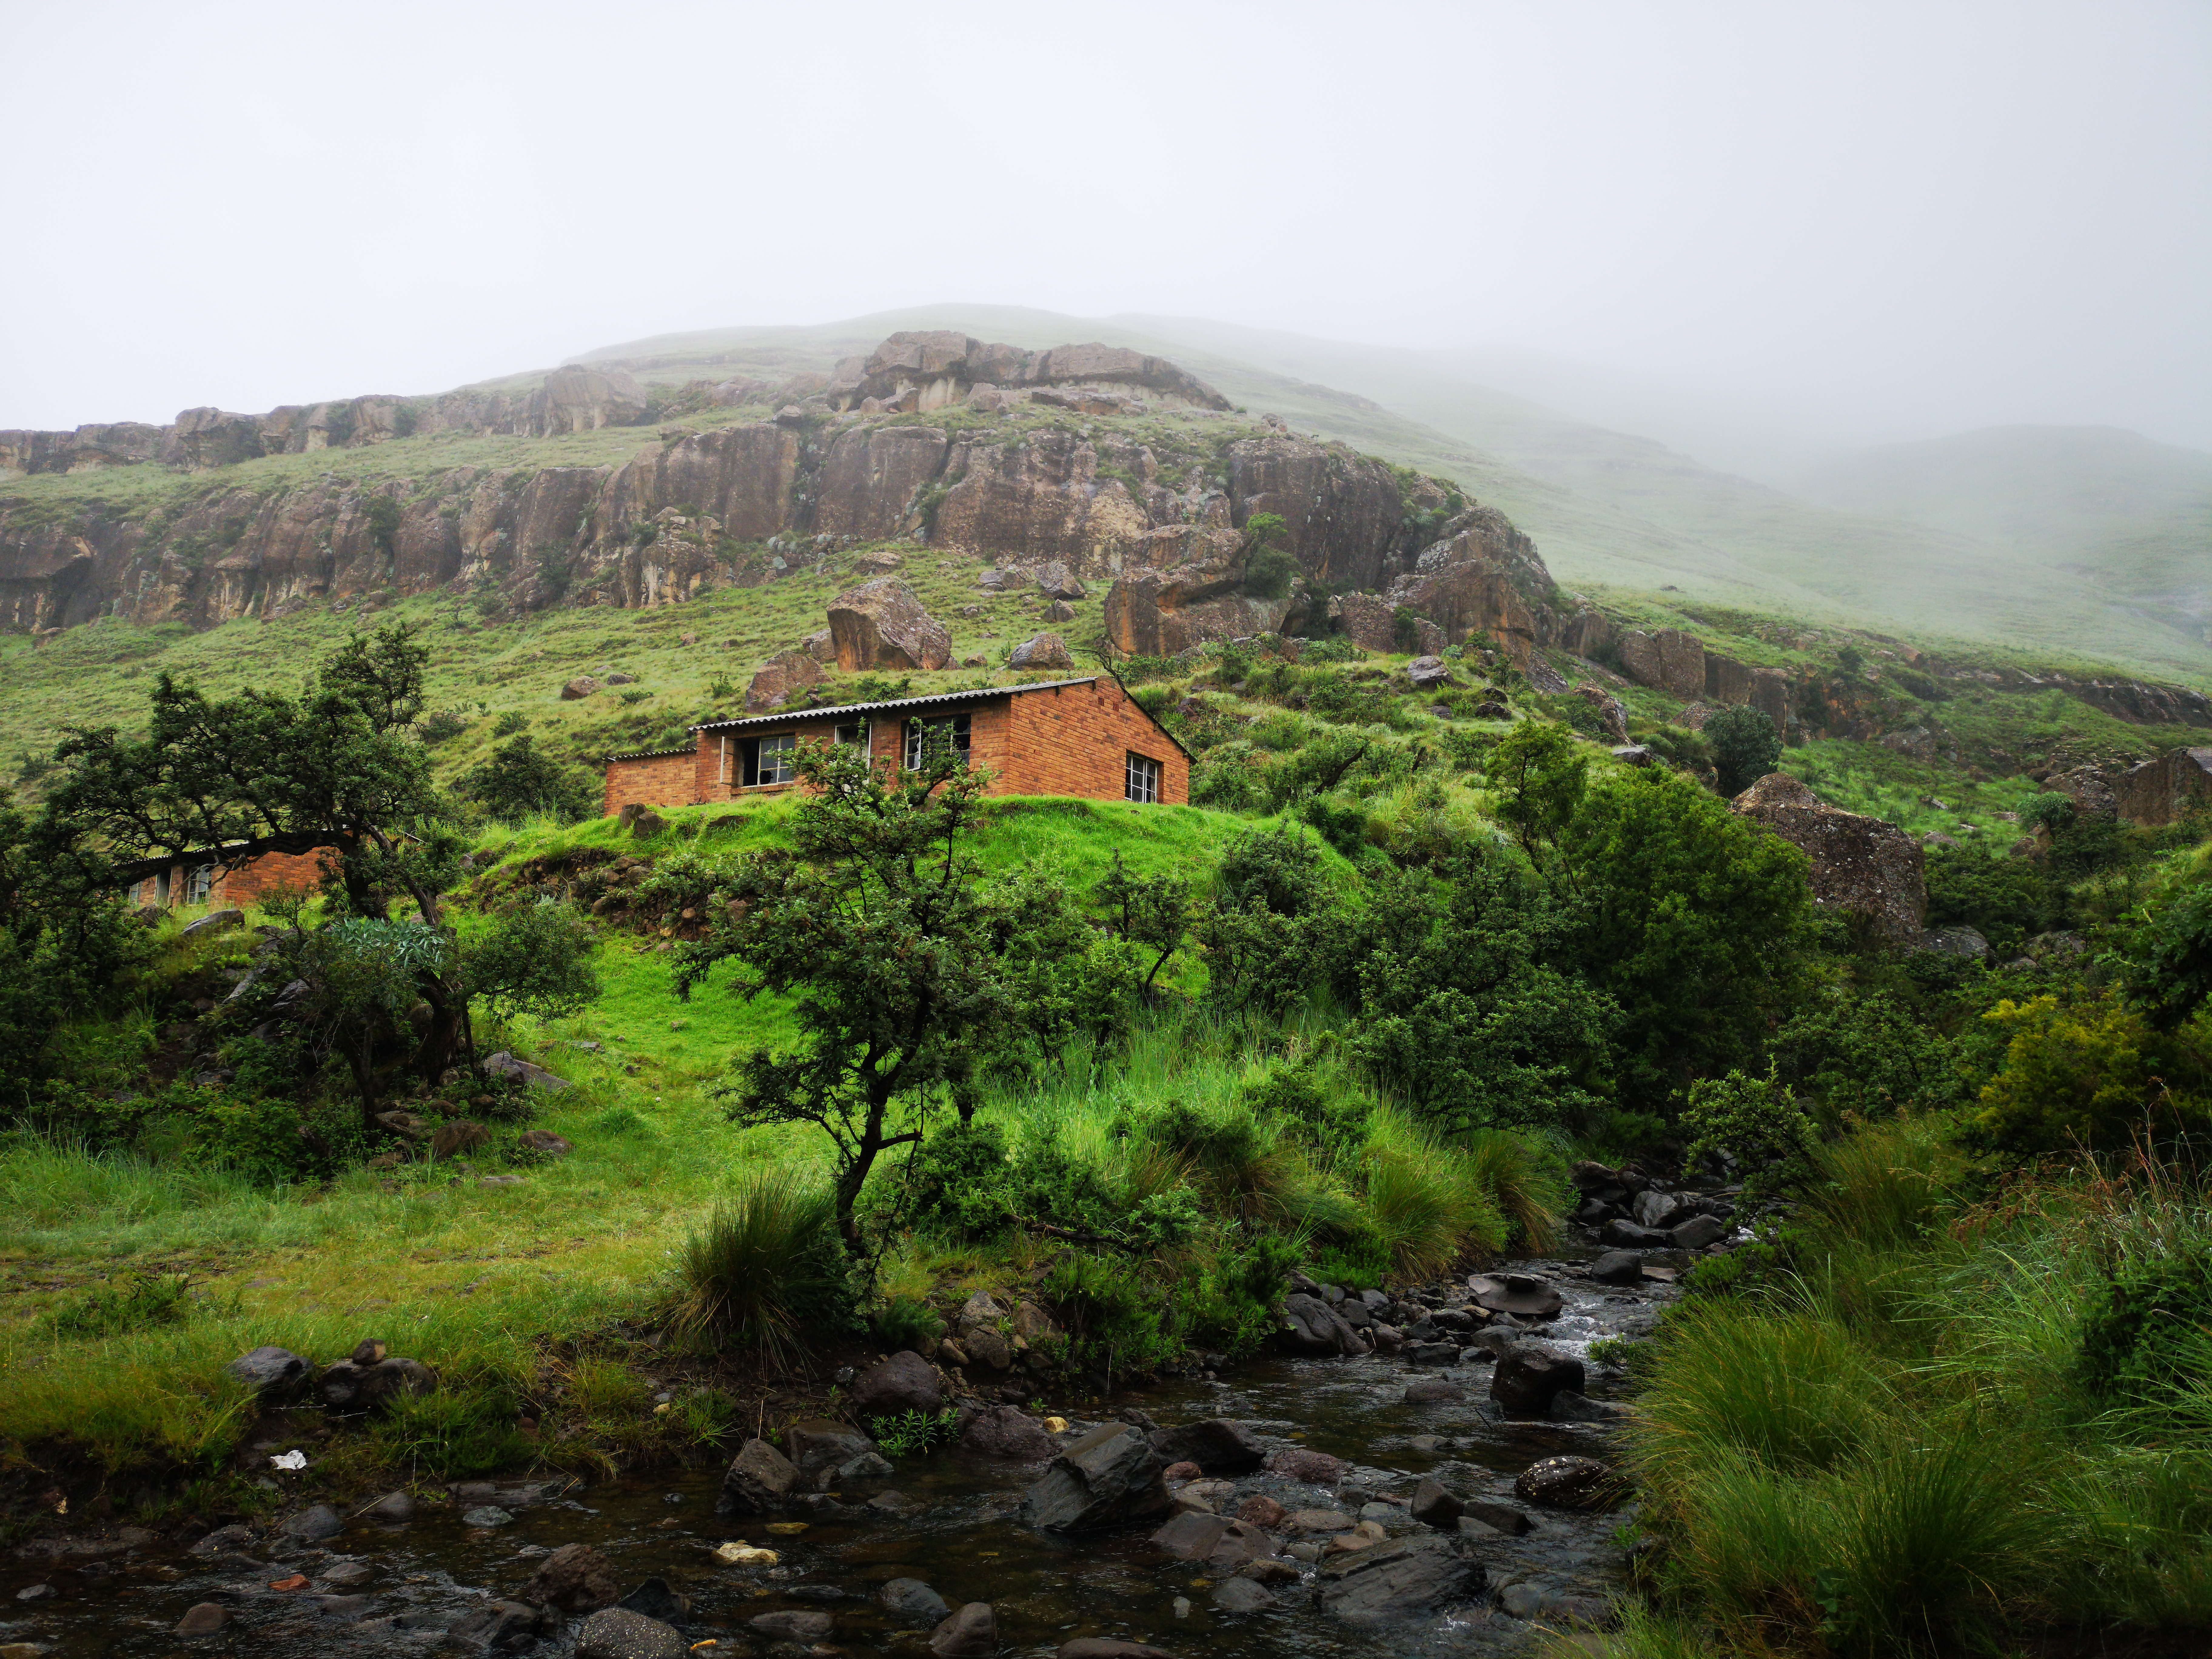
[1,1168,1729,1659]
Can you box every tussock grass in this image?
[663,1164,847,1367]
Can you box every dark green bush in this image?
[1925,846,2067,951]
[871,1296,946,1355]
[2079,1251,2212,1403]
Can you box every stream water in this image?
[1,1246,1679,1658]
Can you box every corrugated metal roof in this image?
[605,744,695,761]
[689,679,1101,735]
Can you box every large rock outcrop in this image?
[1731,773,1926,943]
[828,331,1232,415]
[1381,508,1550,668]
[1102,548,1289,657]
[2114,747,2212,827]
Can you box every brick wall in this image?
[604,750,701,816]
[994,680,1188,804]
[218,848,330,907]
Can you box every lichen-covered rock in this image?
[827,578,952,672]
[1575,684,1631,744]
[1008,632,1074,671]
[1513,1455,1618,1510]
[576,1607,689,1659]
[1731,773,1926,944]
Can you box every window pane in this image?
[1126,752,1161,804]
[759,733,796,785]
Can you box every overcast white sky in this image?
[4,0,2207,451]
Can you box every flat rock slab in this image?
[1317,1535,1476,1620]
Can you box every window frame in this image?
[905,712,973,771]
[1126,750,1164,804]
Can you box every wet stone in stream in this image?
[1,1246,1679,1657]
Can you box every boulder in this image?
[1514,1455,1617,1510]
[716,1437,799,1515]
[561,677,601,700]
[1548,1391,1626,1423]
[1315,1535,1476,1621]
[1491,1342,1586,1416]
[1631,1189,1686,1230]
[524,1542,620,1611]
[1101,548,1287,657]
[1281,1292,1366,1356]
[1403,1377,1462,1404]
[176,1602,230,1635]
[517,1130,572,1157]
[744,649,825,712]
[1731,773,1926,945]
[1466,1272,1563,1318]
[752,1610,834,1640]
[1919,925,1992,960]
[1148,1510,1229,1561]
[279,1503,344,1541]
[226,1346,313,1396]
[1034,562,1086,600]
[1265,1446,1348,1483]
[850,1351,943,1420]
[481,1051,572,1091]
[881,1578,950,1623]
[1145,1418,1265,1474]
[1405,655,1453,689]
[430,1120,489,1158]
[1670,1214,1729,1251]
[963,1326,1013,1370]
[1613,743,1653,766]
[1616,628,1706,697]
[575,1607,690,1659]
[1463,1498,1532,1535]
[1044,599,1077,622]
[1600,1218,1674,1249]
[1238,1494,1288,1528]
[179,909,245,939]
[364,1490,415,1522]
[929,1602,997,1656]
[1023,1421,1171,1533]
[1587,1251,1644,1286]
[1212,1576,1274,1612]
[959,1404,1056,1460]
[827,578,952,672]
[1408,1477,1463,1528]
[1575,684,1631,744]
[1381,509,1552,667]
[319,1355,435,1412]
[785,1420,877,1482]
[1008,632,1074,671]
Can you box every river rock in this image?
[1057,1643,1173,1659]
[1281,1292,1366,1355]
[617,1579,690,1624]
[279,1503,344,1541]
[1316,1534,1476,1620]
[880,1577,950,1623]
[1548,1391,1626,1423]
[1266,1446,1348,1483]
[1492,1342,1586,1416]
[850,1351,943,1419]
[1237,1494,1288,1527]
[1023,1421,1170,1533]
[1406,1341,1462,1366]
[1631,1190,1686,1230]
[963,1326,1013,1369]
[525,1541,619,1611]
[1671,1214,1730,1250]
[320,1356,435,1412]
[176,1602,230,1635]
[1205,1519,1276,1569]
[1587,1250,1644,1286]
[227,1345,314,1396]
[1146,1418,1265,1473]
[1515,1455,1617,1510]
[449,1601,557,1647]
[1148,1511,1229,1561]
[1212,1576,1274,1612]
[1463,1498,1533,1535]
[1600,1218,1674,1248]
[1403,1377,1462,1404]
[785,1419,876,1482]
[929,1601,997,1655]
[717,1437,799,1515]
[959,1403,1056,1460]
[1407,1477,1463,1528]
[1466,1272,1563,1318]
[576,1607,690,1659]
[751,1610,833,1640]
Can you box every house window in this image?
[737,733,796,787]
[834,720,870,750]
[1126,752,1164,804]
[905,713,972,770]
[185,864,216,904]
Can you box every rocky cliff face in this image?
[1,337,1557,643]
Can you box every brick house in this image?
[132,846,331,911]
[603,677,1190,815]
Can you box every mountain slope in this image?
[573,308,2209,680]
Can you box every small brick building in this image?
[132,846,331,911]
[603,677,1190,815]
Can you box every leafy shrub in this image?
[1301,635,1363,664]
[2079,1249,2212,1403]
[1973,993,2212,1153]
[419,709,469,744]
[458,734,599,824]
[904,1120,1016,1239]
[1238,1059,1371,1161]
[665,1166,855,1363]
[2113,877,2212,1032]
[1681,1066,1815,1195]
[1044,1252,1180,1381]
[492,710,528,737]
[871,1406,958,1456]
[1925,846,2066,951]
[1189,742,1269,813]
[1704,705,1781,796]
[1771,993,1963,1118]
